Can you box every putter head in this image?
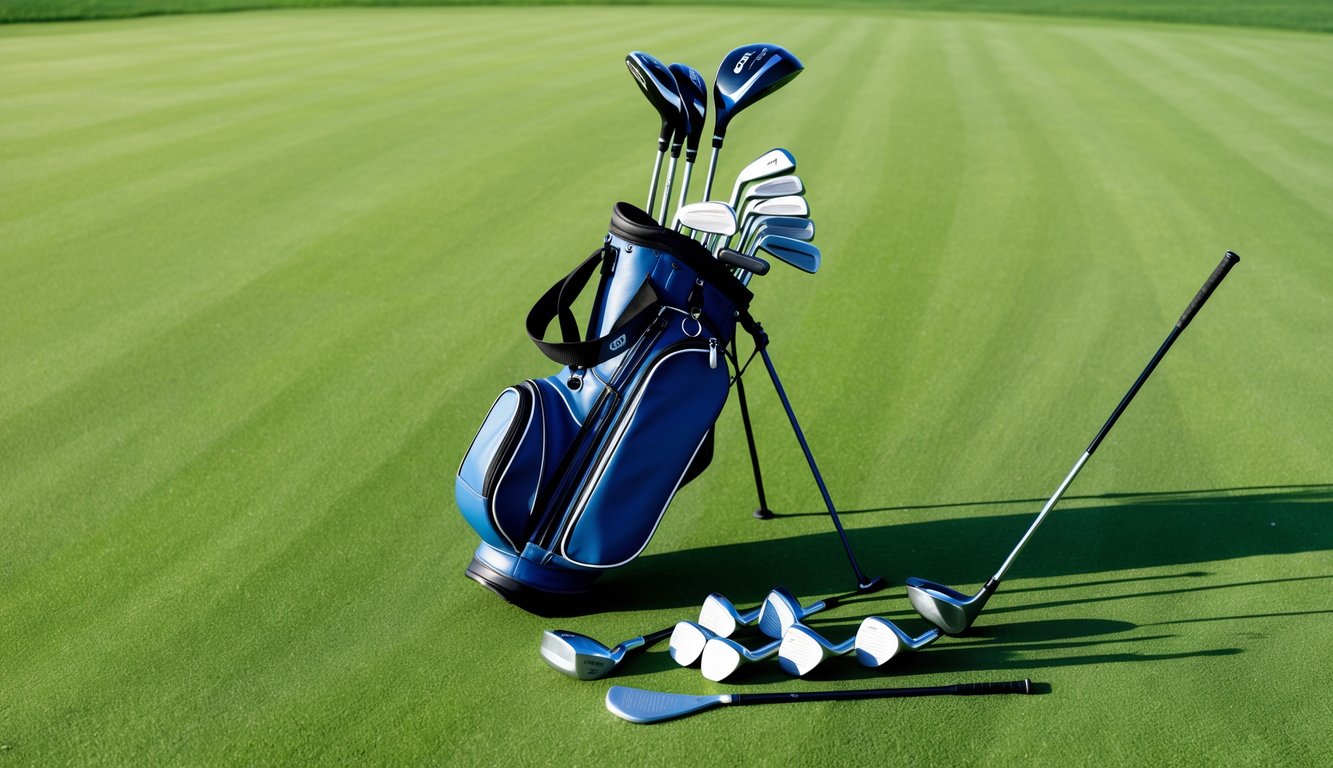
[540,630,623,680]
[905,577,995,635]
[729,148,797,207]
[674,201,738,237]
[668,63,708,161]
[713,43,804,143]
[668,620,717,666]
[755,234,820,273]
[627,51,684,150]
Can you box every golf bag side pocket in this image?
[456,380,578,551]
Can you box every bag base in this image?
[465,543,600,616]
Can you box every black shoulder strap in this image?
[526,247,661,369]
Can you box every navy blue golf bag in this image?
[456,203,755,608]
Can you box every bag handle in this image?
[526,247,661,369]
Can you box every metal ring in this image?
[682,316,702,338]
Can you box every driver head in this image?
[540,630,621,680]
[713,43,804,142]
[668,62,708,160]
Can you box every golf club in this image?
[906,251,1241,635]
[656,67,694,225]
[727,148,797,210]
[754,234,820,273]
[778,618,940,676]
[541,625,673,680]
[626,51,684,221]
[669,62,708,214]
[673,201,737,251]
[739,215,814,253]
[728,178,806,248]
[703,43,804,201]
[674,586,864,665]
[700,635,780,681]
[607,679,1037,724]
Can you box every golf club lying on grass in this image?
[541,626,674,680]
[778,619,941,676]
[700,635,781,681]
[672,586,867,665]
[606,679,1037,723]
[907,251,1241,635]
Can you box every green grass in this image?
[3,0,1333,33]
[3,5,1332,765]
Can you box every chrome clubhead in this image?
[755,234,820,274]
[728,148,797,208]
[777,623,856,677]
[905,577,996,635]
[541,629,640,680]
[741,214,813,252]
[740,194,809,225]
[668,620,718,666]
[673,201,737,238]
[701,636,781,682]
[698,592,761,637]
[854,617,943,668]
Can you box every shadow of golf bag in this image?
[456,203,752,610]
[456,203,881,613]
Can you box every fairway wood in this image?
[702,43,804,200]
[656,66,694,224]
[853,617,943,668]
[669,62,709,212]
[700,636,781,682]
[541,629,655,680]
[727,148,797,208]
[626,51,684,218]
[905,578,992,635]
[755,234,820,273]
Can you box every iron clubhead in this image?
[541,630,637,680]
[673,201,738,237]
[755,233,820,273]
[854,617,943,668]
[728,148,797,208]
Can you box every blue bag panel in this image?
[456,381,580,552]
[558,343,730,568]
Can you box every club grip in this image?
[1177,251,1239,331]
[953,679,1033,695]
[717,248,771,275]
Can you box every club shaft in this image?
[734,679,1033,706]
[646,150,665,215]
[702,146,720,201]
[658,155,679,225]
[677,161,695,213]
[990,252,1239,585]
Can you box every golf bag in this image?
[456,203,754,608]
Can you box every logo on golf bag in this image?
[609,334,627,352]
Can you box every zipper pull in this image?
[708,338,719,370]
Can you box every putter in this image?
[702,43,805,202]
[669,62,708,214]
[626,51,684,221]
[778,618,940,676]
[906,252,1241,635]
[607,679,1037,724]
[541,626,673,680]
[727,148,797,210]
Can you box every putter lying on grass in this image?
[907,252,1241,635]
[606,679,1037,723]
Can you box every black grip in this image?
[640,625,675,648]
[952,679,1033,695]
[1177,251,1239,330]
[716,248,770,275]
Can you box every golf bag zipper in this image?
[546,336,720,565]
[527,317,668,548]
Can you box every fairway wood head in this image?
[905,577,994,635]
[755,234,820,273]
[729,148,797,207]
[668,620,718,666]
[674,201,737,237]
[713,43,804,142]
[540,630,625,680]
[668,63,708,161]
[627,51,684,150]
[854,617,943,668]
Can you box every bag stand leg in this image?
[755,334,886,593]
[731,339,774,520]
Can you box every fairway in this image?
[2,6,1331,765]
